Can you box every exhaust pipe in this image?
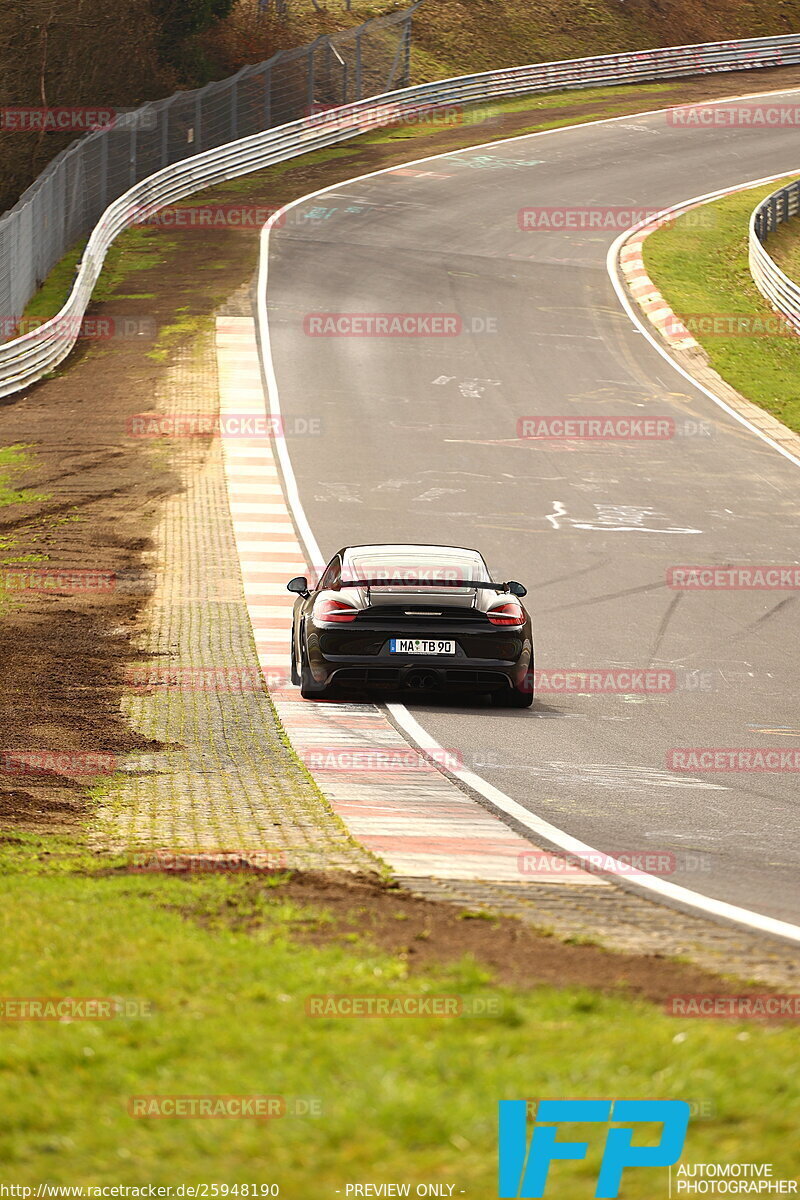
[406,670,440,691]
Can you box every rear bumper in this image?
[307,637,533,694]
[299,613,534,694]
[326,661,528,694]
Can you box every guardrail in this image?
[750,179,800,335]
[3,31,800,397]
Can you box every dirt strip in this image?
[172,869,796,1009]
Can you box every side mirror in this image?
[506,580,527,598]
[287,576,310,597]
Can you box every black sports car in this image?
[288,543,534,706]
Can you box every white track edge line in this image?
[388,704,800,944]
[256,88,800,944]
[606,173,800,470]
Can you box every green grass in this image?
[0,445,49,612]
[0,833,798,1188]
[21,226,178,326]
[147,308,215,362]
[20,246,87,325]
[643,177,800,435]
[14,146,358,338]
[0,445,45,510]
[196,146,357,187]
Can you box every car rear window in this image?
[345,551,490,586]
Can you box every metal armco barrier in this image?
[750,178,800,334]
[2,32,800,397]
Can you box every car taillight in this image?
[487,601,525,627]
[314,596,359,623]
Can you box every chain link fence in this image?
[0,3,418,338]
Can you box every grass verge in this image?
[0,445,46,511]
[1,834,799,1188]
[643,177,800,435]
[20,226,178,328]
[0,445,49,613]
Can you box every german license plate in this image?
[389,638,455,655]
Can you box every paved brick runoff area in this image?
[619,206,800,462]
[92,335,376,873]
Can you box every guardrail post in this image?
[160,103,168,168]
[264,62,272,128]
[68,156,82,254]
[100,133,109,212]
[307,44,315,111]
[130,123,137,188]
[402,15,412,87]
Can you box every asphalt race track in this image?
[263,89,800,928]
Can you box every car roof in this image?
[342,544,484,560]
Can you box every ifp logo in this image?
[498,1099,690,1197]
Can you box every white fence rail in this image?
[3,32,800,397]
[750,179,800,335]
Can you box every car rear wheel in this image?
[299,641,329,700]
[290,629,301,686]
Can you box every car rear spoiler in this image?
[340,577,527,596]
